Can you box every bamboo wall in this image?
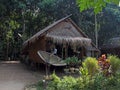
[29,36,46,63]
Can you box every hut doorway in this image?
[56,44,75,59]
[54,44,68,59]
[68,46,86,60]
[56,44,86,60]
[55,44,62,58]
[46,40,86,60]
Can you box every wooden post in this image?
[81,47,84,60]
[62,44,64,59]
[65,44,68,58]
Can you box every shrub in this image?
[36,80,44,90]
[108,55,120,75]
[57,76,77,90]
[74,77,84,89]
[98,54,111,76]
[44,71,120,90]
[38,55,120,90]
[85,73,120,90]
[64,56,79,66]
[47,73,77,90]
[47,73,61,90]
[82,57,99,76]
[88,73,106,90]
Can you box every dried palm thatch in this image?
[23,15,92,51]
[47,35,91,46]
[101,37,120,49]
[46,25,91,47]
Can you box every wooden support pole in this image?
[62,44,64,59]
[65,44,68,58]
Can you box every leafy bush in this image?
[108,55,120,75]
[47,73,77,90]
[36,55,120,90]
[57,76,77,90]
[47,73,61,90]
[82,57,99,76]
[74,77,85,89]
[36,80,44,90]
[45,72,120,90]
[64,56,79,66]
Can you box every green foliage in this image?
[38,0,56,9]
[90,73,107,90]
[82,57,99,76]
[51,72,61,83]
[99,5,120,45]
[0,0,120,61]
[64,56,79,66]
[36,80,44,90]
[107,76,118,86]
[89,73,120,90]
[37,55,120,90]
[47,73,61,90]
[108,55,120,75]
[47,74,80,90]
[80,64,89,76]
[6,20,20,41]
[56,76,77,90]
[76,0,120,14]
[44,72,120,90]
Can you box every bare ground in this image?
[0,61,45,90]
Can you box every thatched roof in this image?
[23,15,72,44]
[46,21,91,46]
[85,46,99,51]
[101,37,120,49]
[47,35,91,46]
[23,15,97,51]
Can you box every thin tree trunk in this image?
[6,40,9,60]
[22,10,25,33]
[22,9,26,41]
[95,14,98,48]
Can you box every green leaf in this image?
[76,0,120,14]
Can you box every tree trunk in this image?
[6,40,9,60]
[95,14,98,48]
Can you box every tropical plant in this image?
[88,73,106,90]
[76,0,120,48]
[47,73,61,90]
[64,56,79,66]
[82,57,99,76]
[76,0,119,14]
[38,60,120,90]
[0,0,120,61]
[98,54,111,76]
[108,55,120,75]
[47,73,88,90]
[37,80,44,90]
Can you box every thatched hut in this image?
[101,37,120,57]
[22,15,99,64]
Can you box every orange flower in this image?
[102,54,106,60]
[97,54,111,76]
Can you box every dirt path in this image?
[0,61,45,90]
